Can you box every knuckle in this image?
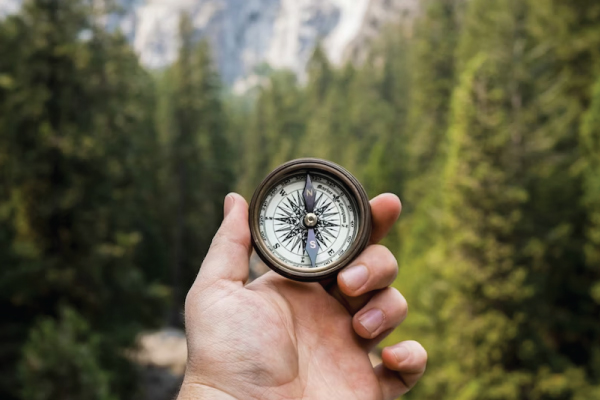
[365,244,398,278]
[375,245,398,272]
[384,248,399,271]
[382,287,408,321]
[391,287,409,318]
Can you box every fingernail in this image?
[393,344,410,364]
[340,265,369,291]
[358,308,384,335]
[224,194,235,218]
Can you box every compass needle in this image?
[306,228,319,268]
[303,174,316,213]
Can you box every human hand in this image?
[178,193,427,400]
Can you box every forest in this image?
[1,0,600,399]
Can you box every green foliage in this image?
[406,0,462,190]
[581,75,600,261]
[581,75,600,303]
[0,2,235,395]
[19,307,116,400]
[236,32,411,200]
[396,0,600,398]
[0,0,166,397]
[236,69,306,197]
[2,0,600,398]
[236,1,600,399]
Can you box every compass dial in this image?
[249,159,372,282]
[258,172,359,269]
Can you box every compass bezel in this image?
[249,158,372,282]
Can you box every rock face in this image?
[0,0,419,86]
[0,0,18,18]
[119,0,376,87]
[344,0,420,63]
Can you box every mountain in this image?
[344,0,419,63]
[0,0,419,88]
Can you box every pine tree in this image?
[410,0,600,398]
[305,43,334,106]
[404,0,463,203]
[236,70,306,197]
[163,14,233,325]
[389,2,465,335]
[0,0,164,397]
[301,44,340,161]
[579,76,600,395]
[352,28,411,197]
[581,76,600,270]
[19,307,116,400]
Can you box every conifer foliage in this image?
[159,14,233,325]
[235,0,600,398]
[1,1,168,398]
[1,0,600,398]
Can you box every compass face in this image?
[249,158,372,282]
[258,172,359,269]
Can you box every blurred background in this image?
[1,0,600,399]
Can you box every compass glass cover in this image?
[257,172,360,270]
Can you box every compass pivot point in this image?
[304,213,318,228]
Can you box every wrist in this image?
[177,381,239,400]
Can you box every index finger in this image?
[369,193,402,244]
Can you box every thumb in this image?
[197,193,251,285]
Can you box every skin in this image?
[178,193,427,400]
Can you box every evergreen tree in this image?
[305,43,334,106]
[162,14,233,325]
[236,70,306,197]
[406,0,463,189]
[0,0,164,397]
[580,75,600,372]
[408,0,600,398]
[385,5,465,356]
[303,61,353,164]
[581,76,600,269]
[301,44,339,161]
[19,307,115,400]
[351,29,411,197]
[399,0,464,256]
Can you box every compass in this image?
[249,158,372,282]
